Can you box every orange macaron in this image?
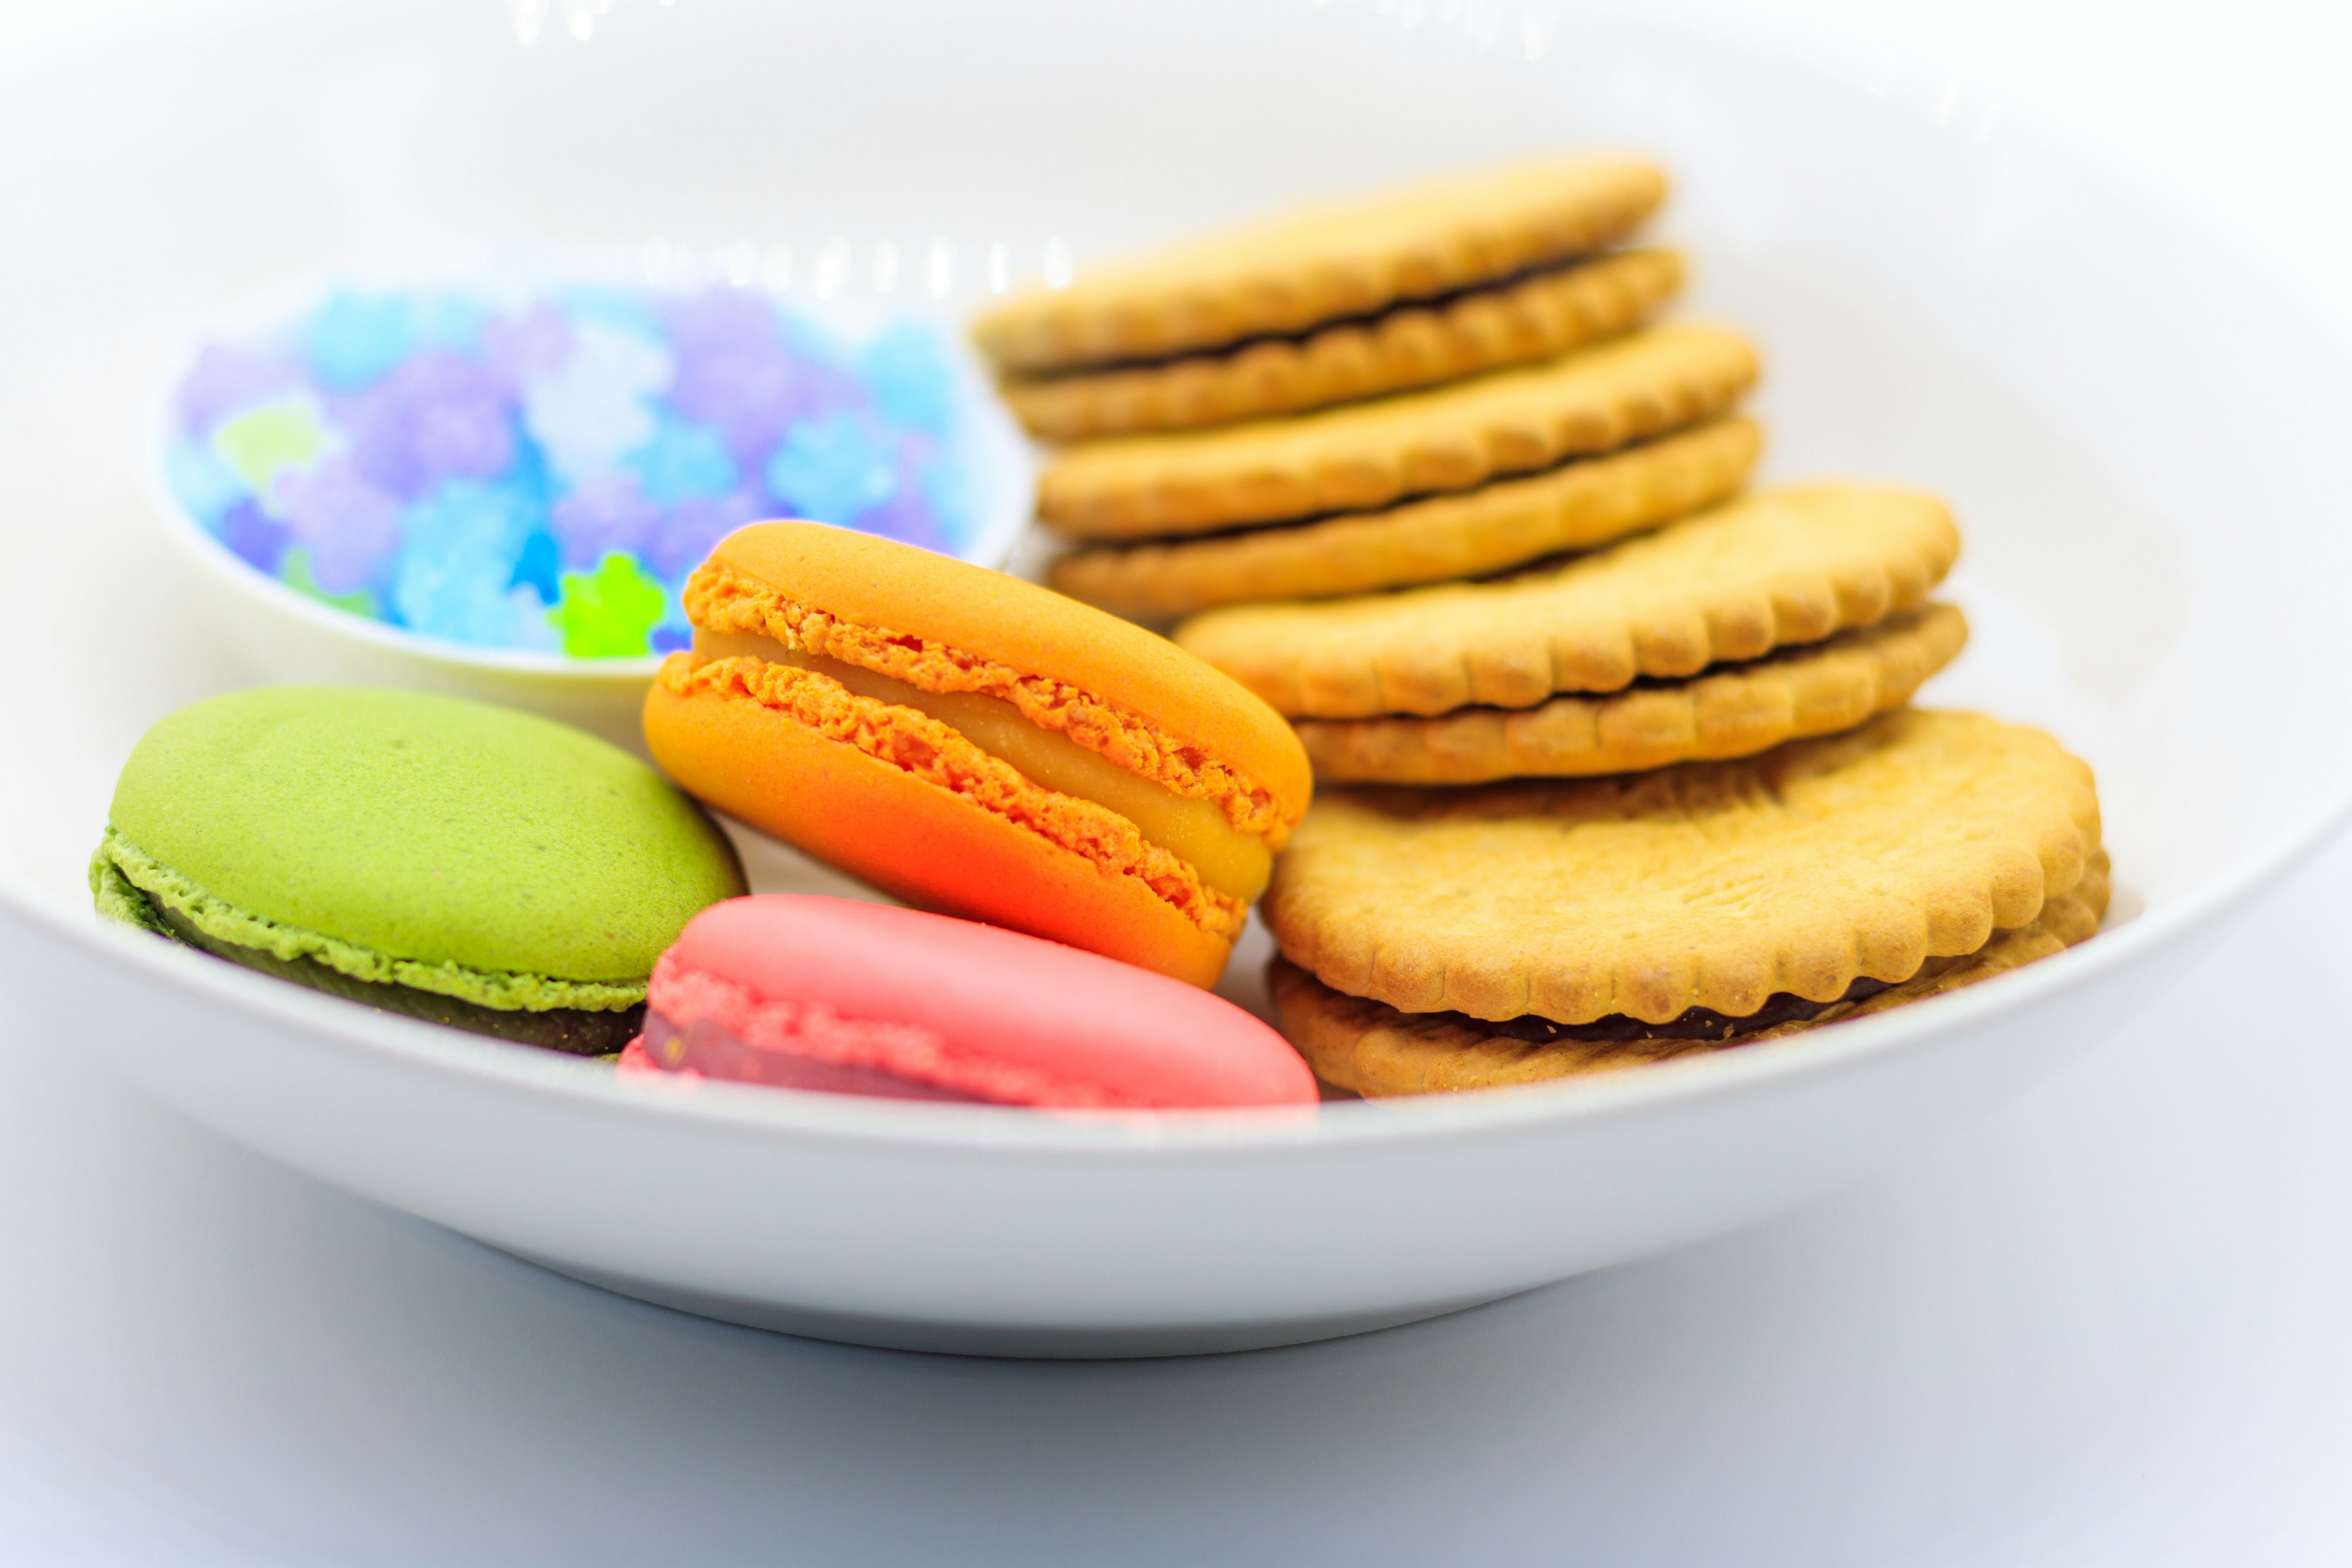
[642,522,1313,987]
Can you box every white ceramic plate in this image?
[4,0,2348,1357]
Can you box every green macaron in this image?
[90,685,747,1054]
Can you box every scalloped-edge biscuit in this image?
[1038,322,1758,539]
[1297,602,1967,782]
[1271,851,2108,1095]
[1004,249,1684,440]
[975,156,1667,374]
[1266,709,2101,1028]
[1177,483,1959,718]
[1050,417,1760,616]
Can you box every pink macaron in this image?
[617,895,1317,1109]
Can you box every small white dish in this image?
[4,0,2349,1357]
[145,267,1035,752]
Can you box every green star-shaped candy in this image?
[551,551,667,658]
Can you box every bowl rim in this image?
[140,259,1038,680]
[18,758,2344,1157]
[37,9,2352,1160]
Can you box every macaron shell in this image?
[643,679,1236,988]
[665,895,1317,1108]
[704,522,1313,829]
[110,685,745,982]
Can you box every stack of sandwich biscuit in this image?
[978,156,1760,620]
[976,157,2108,1098]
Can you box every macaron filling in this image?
[91,832,647,1054]
[684,560,1292,841]
[656,652,1250,941]
[693,628,1272,900]
[638,945,1152,1107]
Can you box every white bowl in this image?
[4,0,2350,1356]
[145,268,1036,753]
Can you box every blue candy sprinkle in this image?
[626,411,738,505]
[918,450,982,550]
[510,529,562,604]
[504,584,565,652]
[172,282,995,655]
[524,322,669,488]
[301,292,417,390]
[764,413,898,524]
[166,441,249,530]
[557,285,666,338]
[861,322,956,435]
[405,291,489,355]
[391,479,538,645]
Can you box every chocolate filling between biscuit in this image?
[1004,249,1659,382]
[691,628,1274,902]
[1068,423,1726,551]
[1442,973,1926,1046]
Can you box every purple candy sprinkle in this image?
[168,283,991,655]
[216,498,290,575]
[340,350,517,500]
[663,290,852,466]
[176,344,302,440]
[549,472,662,571]
[849,484,949,555]
[648,488,764,580]
[273,456,402,594]
[480,302,575,393]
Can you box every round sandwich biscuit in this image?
[1270,848,2108,1095]
[1050,416,1761,617]
[1002,248,1684,441]
[975,154,1668,374]
[91,687,747,1054]
[1266,709,2101,1031]
[1175,483,1960,718]
[1036,322,1759,540]
[1295,601,1967,783]
[641,522,1313,988]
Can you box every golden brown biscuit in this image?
[1038,323,1758,540]
[1295,602,1967,782]
[1271,850,2108,1095]
[975,156,1668,374]
[1049,417,1760,616]
[1177,484,1959,718]
[1266,709,2101,1027]
[1003,249,1684,440]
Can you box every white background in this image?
[4,1,2350,1561]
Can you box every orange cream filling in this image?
[693,630,1272,903]
[684,563,1288,844]
[658,652,1251,943]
